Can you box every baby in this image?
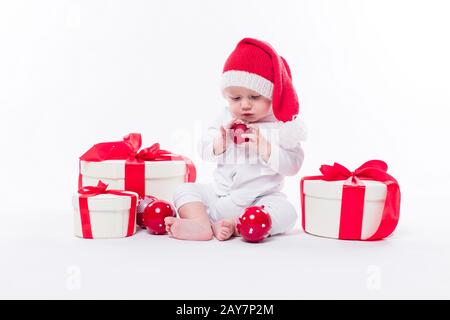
[165,37,305,241]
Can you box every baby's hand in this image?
[213,118,238,155]
[224,117,247,130]
[241,124,272,162]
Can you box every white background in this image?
[1,0,449,299]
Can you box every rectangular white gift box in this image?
[72,191,138,239]
[79,160,187,202]
[302,179,387,240]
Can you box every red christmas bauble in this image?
[230,123,250,144]
[137,196,176,234]
[236,205,272,242]
[137,196,157,229]
[142,199,176,235]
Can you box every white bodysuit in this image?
[173,106,305,235]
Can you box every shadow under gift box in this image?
[72,191,138,239]
[79,160,187,203]
[302,179,388,240]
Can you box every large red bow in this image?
[80,133,193,164]
[319,160,397,185]
[301,160,401,241]
[78,181,137,239]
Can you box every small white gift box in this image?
[72,184,138,239]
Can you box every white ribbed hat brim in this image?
[221,70,273,99]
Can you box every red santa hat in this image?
[221,38,299,122]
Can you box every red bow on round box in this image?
[78,133,196,200]
[74,181,138,239]
[300,160,401,241]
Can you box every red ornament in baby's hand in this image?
[236,205,272,242]
[230,123,250,144]
[137,196,176,234]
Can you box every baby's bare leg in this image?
[164,201,213,241]
[178,201,209,220]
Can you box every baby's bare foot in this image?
[212,219,236,241]
[164,217,213,241]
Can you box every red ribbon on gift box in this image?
[78,181,138,239]
[300,160,401,241]
[78,133,197,198]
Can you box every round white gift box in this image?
[72,191,138,239]
[79,159,187,202]
[302,179,387,240]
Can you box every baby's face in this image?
[224,86,272,123]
